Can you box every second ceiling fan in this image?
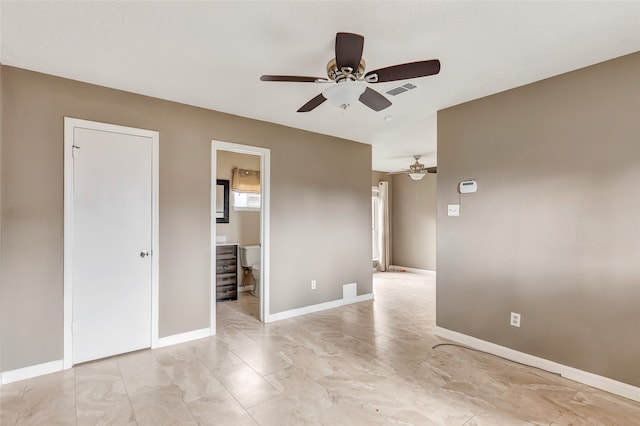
[387,155,437,181]
[260,32,441,112]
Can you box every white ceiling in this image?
[1,1,639,172]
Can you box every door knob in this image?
[140,250,150,258]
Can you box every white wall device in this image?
[447,204,460,216]
[459,180,478,194]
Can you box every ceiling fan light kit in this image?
[260,32,440,113]
[322,80,366,110]
[387,155,437,180]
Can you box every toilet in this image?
[239,245,260,297]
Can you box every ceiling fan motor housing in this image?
[326,58,366,82]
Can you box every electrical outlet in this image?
[510,312,521,328]
[311,280,317,290]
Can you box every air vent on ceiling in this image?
[386,82,418,96]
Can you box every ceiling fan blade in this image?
[335,32,364,71]
[365,59,441,83]
[261,75,326,83]
[297,94,327,112]
[359,87,392,111]
[426,166,437,173]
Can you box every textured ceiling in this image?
[1,1,639,172]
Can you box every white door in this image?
[72,126,153,364]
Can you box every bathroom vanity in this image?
[216,244,238,301]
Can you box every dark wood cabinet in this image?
[216,244,237,301]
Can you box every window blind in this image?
[231,168,260,193]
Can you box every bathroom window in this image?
[233,191,261,211]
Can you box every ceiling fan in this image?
[388,155,437,181]
[260,32,440,112]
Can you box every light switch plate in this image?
[447,204,460,216]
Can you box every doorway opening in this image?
[211,141,270,331]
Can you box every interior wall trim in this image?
[211,141,271,328]
[435,326,640,403]
[157,327,211,349]
[266,290,374,323]
[389,265,436,275]
[1,360,63,385]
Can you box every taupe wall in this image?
[0,66,372,372]
[216,151,260,246]
[437,53,640,386]
[392,173,436,271]
[371,170,388,187]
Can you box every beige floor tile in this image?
[276,345,337,380]
[129,384,196,425]
[16,370,76,425]
[153,342,199,365]
[75,358,135,425]
[264,367,333,417]
[117,350,172,397]
[563,387,640,425]
[186,388,257,425]
[191,337,245,372]
[0,380,26,425]
[160,359,225,403]
[213,362,281,409]
[216,324,257,349]
[389,408,471,426]
[248,396,322,426]
[1,272,638,425]
[232,341,292,376]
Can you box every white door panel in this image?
[72,127,152,364]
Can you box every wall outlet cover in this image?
[448,204,460,216]
[510,312,521,327]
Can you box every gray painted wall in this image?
[437,53,640,386]
[0,66,372,372]
[391,173,437,271]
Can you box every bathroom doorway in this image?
[211,141,270,330]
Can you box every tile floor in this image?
[1,272,639,425]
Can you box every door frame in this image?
[63,117,160,369]
[211,141,271,329]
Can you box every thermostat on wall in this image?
[459,180,478,193]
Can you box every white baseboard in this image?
[1,327,212,384]
[1,359,64,385]
[435,326,640,402]
[157,327,211,348]
[266,283,374,323]
[389,265,436,275]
